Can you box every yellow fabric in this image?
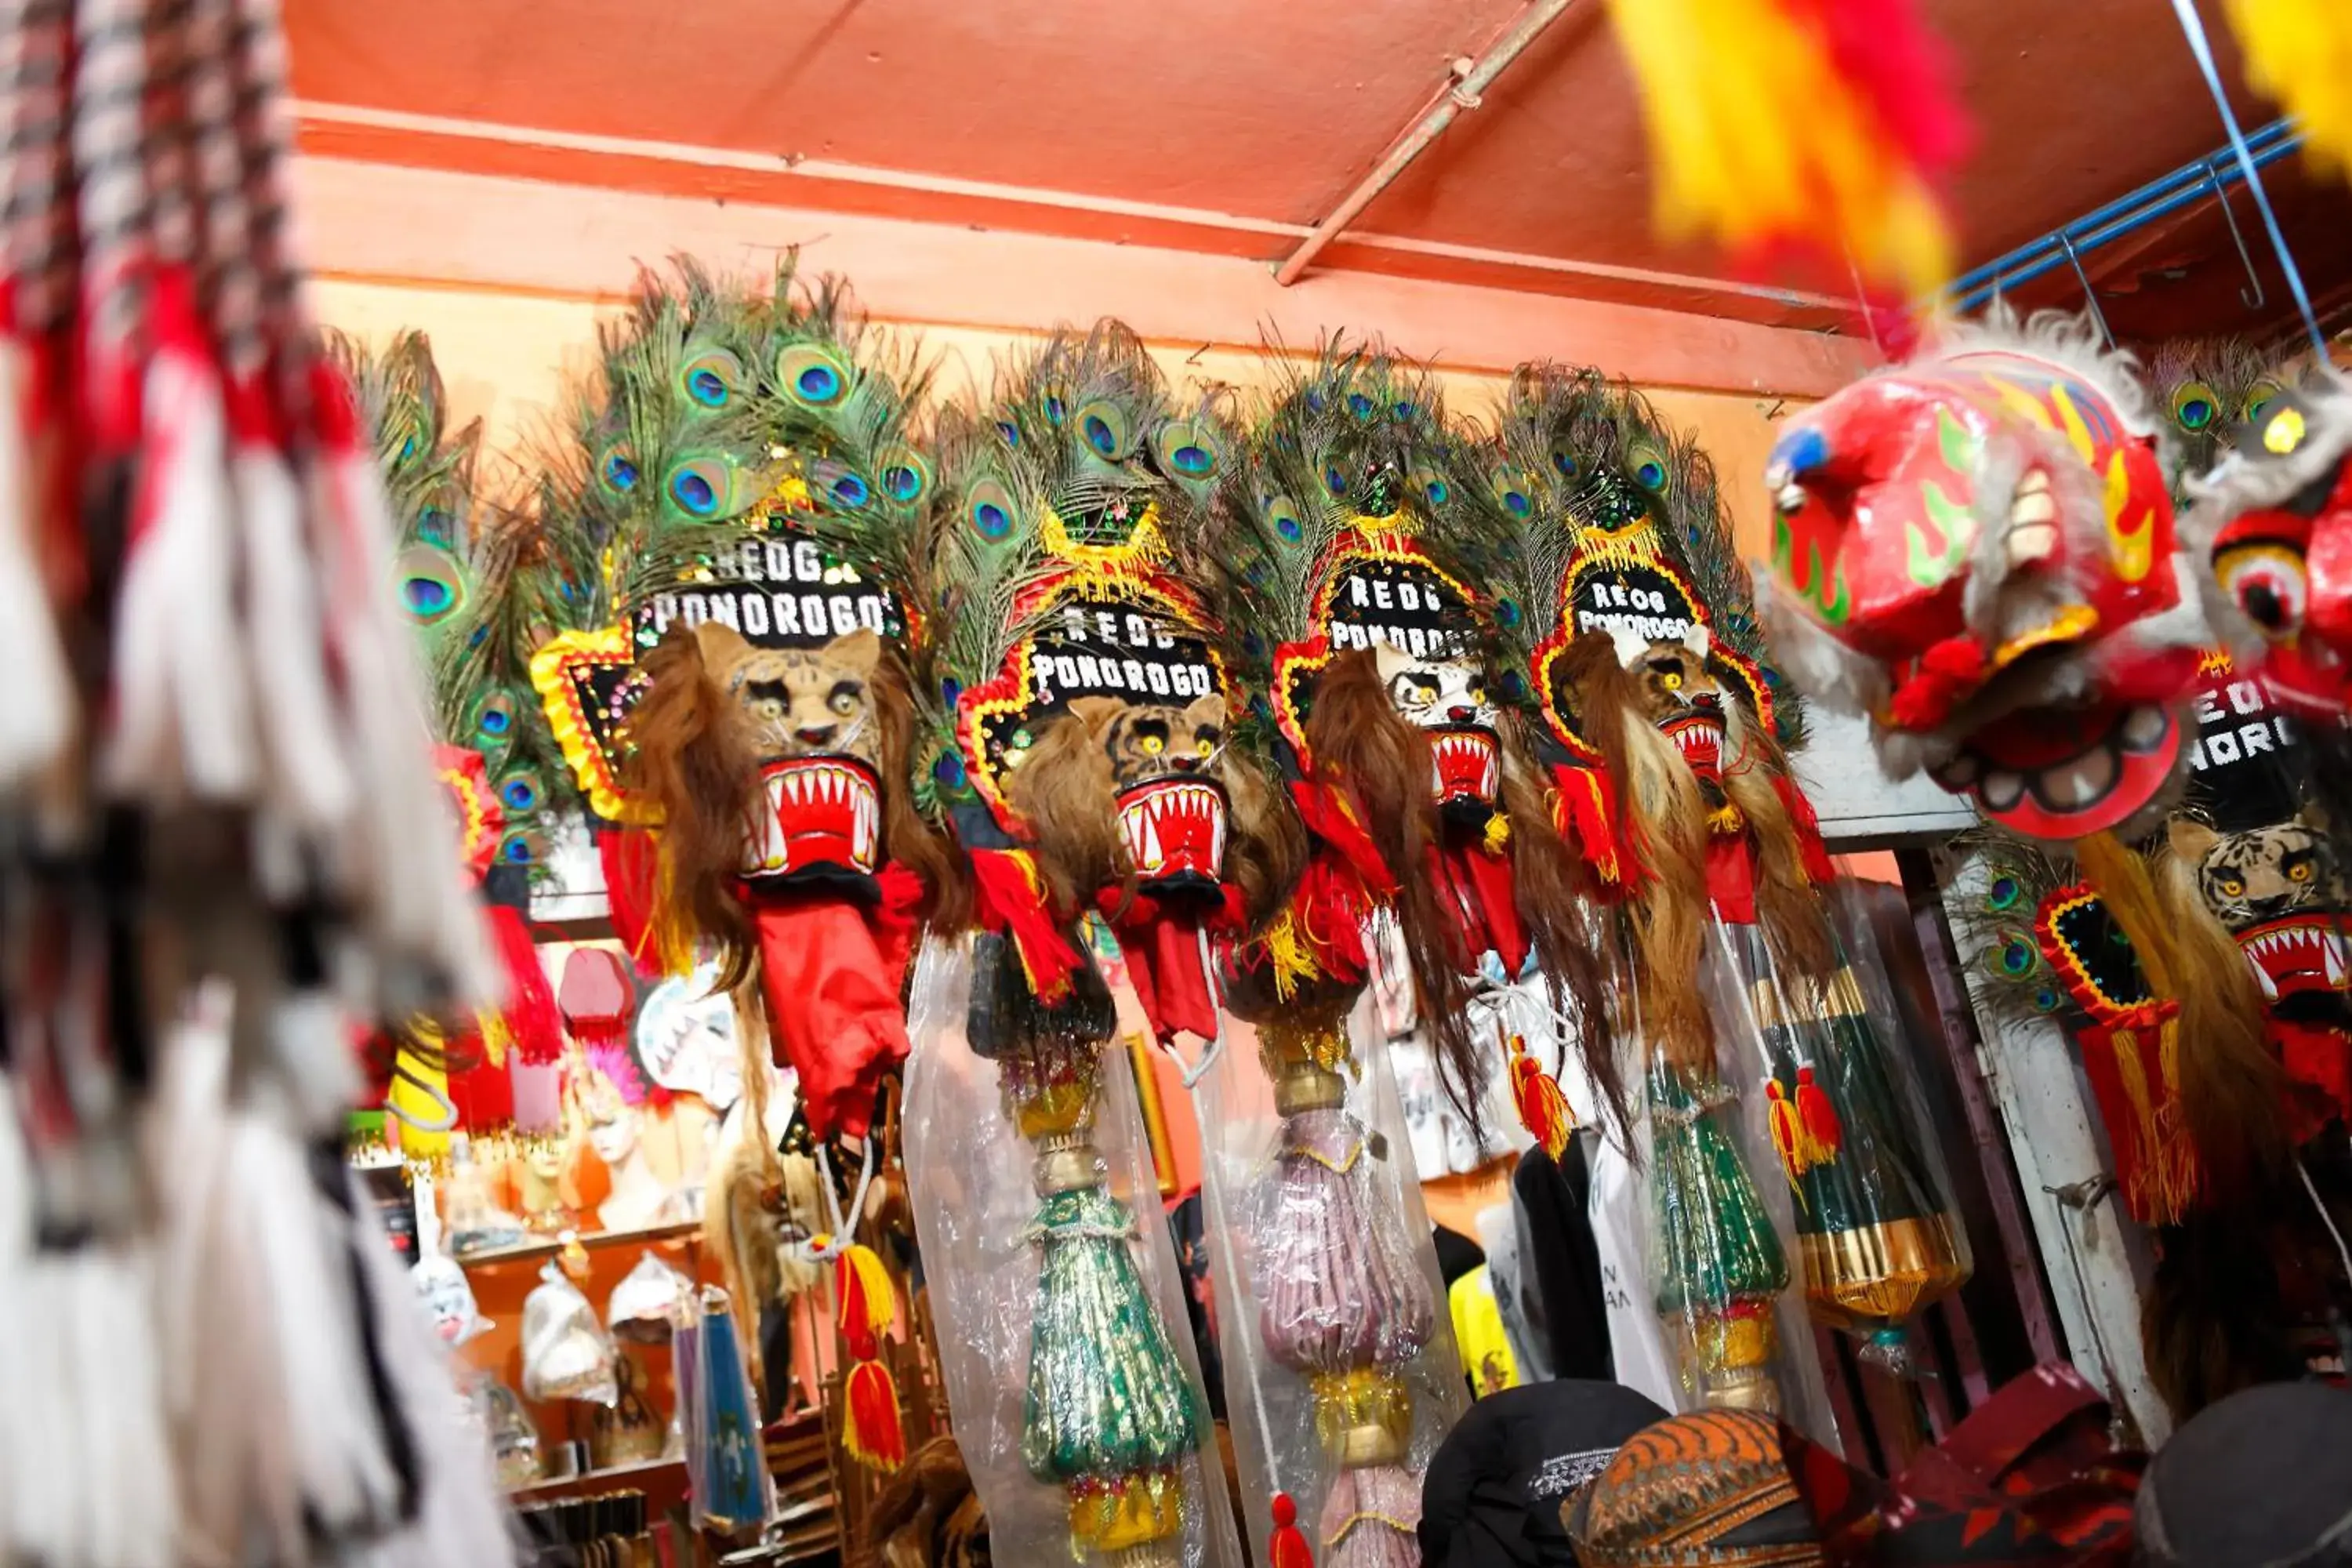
[1449,1266,1523,1398]
[2226,0,2352,174]
[1604,0,1955,295]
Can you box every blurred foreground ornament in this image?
[1602,0,1970,297]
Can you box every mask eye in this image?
[2217,876,2246,898]
[830,691,860,717]
[1195,738,1215,758]
[2214,543,2310,641]
[1140,734,1165,755]
[2291,861,2316,884]
[1661,670,1683,691]
[1467,686,1485,706]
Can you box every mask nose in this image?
[1690,691,1721,711]
[795,723,837,747]
[1170,754,1200,772]
[1446,704,1479,724]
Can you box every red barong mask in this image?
[1761,322,2207,840]
[2192,383,2352,717]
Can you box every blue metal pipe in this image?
[1951,122,2303,313]
[1944,117,2295,299]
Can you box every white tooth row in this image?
[747,762,880,871]
[1670,722,1720,758]
[1119,782,1226,872]
[2239,924,2350,998]
[1431,731,1499,797]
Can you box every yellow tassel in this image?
[1706,801,1746,837]
[2225,0,2352,173]
[1483,811,1512,855]
[840,1243,897,1337]
[1603,0,1956,295]
[1260,909,1317,1001]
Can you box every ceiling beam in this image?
[1274,0,1577,288]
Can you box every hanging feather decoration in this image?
[1602,0,1971,296]
[2223,0,2352,176]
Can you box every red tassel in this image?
[485,902,563,1065]
[1267,1491,1316,1568]
[842,1358,906,1470]
[1508,1038,1574,1161]
[1795,1065,1842,1156]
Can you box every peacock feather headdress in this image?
[325,327,565,865]
[2149,336,2291,499]
[527,259,931,823]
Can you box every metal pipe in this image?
[1273,0,1576,287]
[1952,128,2301,313]
[1945,118,2293,302]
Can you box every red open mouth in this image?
[2235,912,2352,1001]
[1927,700,2180,839]
[1429,725,1500,809]
[1659,712,1726,783]
[749,756,881,877]
[1116,776,1228,885]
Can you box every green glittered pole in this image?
[1647,1058,1791,1412]
[1001,1031,1200,1566]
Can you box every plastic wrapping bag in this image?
[904,934,1241,1568]
[673,1287,774,1534]
[1705,888,1974,1371]
[608,1251,691,1341]
[519,1266,618,1406]
[1637,940,1840,1438]
[1195,981,1465,1567]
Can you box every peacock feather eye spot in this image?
[1393,400,1416,419]
[500,835,535,865]
[1275,514,1303,543]
[830,472,871,508]
[1346,393,1374,419]
[2034,986,2061,1012]
[479,710,513,739]
[1242,631,1265,659]
[1499,670,1526,702]
[418,507,454,547]
[884,464,922,501]
[688,368,730,407]
[1987,875,2021,910]
[941,677,963,709]
[1324,465,1348,497]
[1504,489,1530,517]
[1172,444,1212,475]
[1999,937,2034,976]
[1635,460,1667,490]
[1043,396,1066,426]
[996,421,1021,446]
[501,779,539,811]
[402,577,453,619]
[1496,597,1522,628]
[974,501,1011,539]
[2181,397,2213,430]
[1305,390,1326,414]
[602,453,639,492]
[797,365,840,402]
[1084,415,1117,456]
[1426,479,1452,505]
[933,751,966,789]
[671,470,718,516]
[1554,452,1578,477]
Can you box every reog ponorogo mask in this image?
[1761,315,2208,840]
[931,321,1296,1045]
[548,261,952,1142]
[1219,343,1618,1130]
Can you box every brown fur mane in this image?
[1718,699,1834,981]
[625,627,764,989]
[1004,709,1124,917]
[1561,633,1714,1074]
[1222,741,1308,932]
[871,652,969,929]
[1308,648,1489,1127]
[1497,711,1630,1135]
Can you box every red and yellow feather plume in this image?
[1604,0,1971,298]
